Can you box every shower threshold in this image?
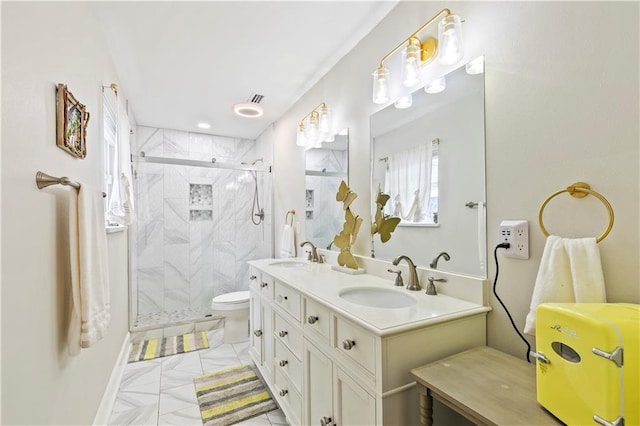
[132,306,222,331]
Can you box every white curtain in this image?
[105,89,135,225]
[384,142,432,223]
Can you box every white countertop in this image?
[249,258,491,336]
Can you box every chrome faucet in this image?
[300,241,319,262]
[391,255,420,291]
[429,251,451,269]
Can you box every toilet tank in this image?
[534,303,639,426]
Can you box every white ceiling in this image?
[90,1,398,140]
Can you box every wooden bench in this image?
[410,346,563,425]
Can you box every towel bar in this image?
[538,181,614,243]
[36,171,106,197]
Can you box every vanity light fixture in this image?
[424,76,446,94]
[296,102,332,148]
[372,8,464,104]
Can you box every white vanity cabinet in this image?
[248,262,489,426]
[249,268,274,382]
[305,339,376,426]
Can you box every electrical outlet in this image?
[499,220,529,259]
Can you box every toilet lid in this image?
[213,291,250,304]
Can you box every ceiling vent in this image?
[249,93,264,104]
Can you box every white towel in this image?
[524,235,606,335]
[280,223,296,258]
[68,185,111,355]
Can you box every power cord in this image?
[493,243,532,362]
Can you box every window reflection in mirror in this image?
[305,129,348,250]
[370,57,486,278]
[376,138,440,225]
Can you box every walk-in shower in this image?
[128,126,273,330]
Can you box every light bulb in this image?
[306,112,319,145]
[466,56,484,75]
[318,105,331,132]
[394,94,413,109]
[372,67,390,104]
[424,76,446,94]
[438,15,464,65]
[401,39,422,88]
[296,123,306,147]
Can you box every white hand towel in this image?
[524,235,606,335]
[68,185,111,355]
[280,223,296,258]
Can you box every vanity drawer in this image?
[303,297,331,344]
[275,367,302,426]
[274,338,302,393]
[274,312,303,359]
[335,316,376,374]
[274,281,301,322]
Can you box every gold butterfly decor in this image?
[333,181,362,270]
[336,180,357,210]
[371,189,400,243]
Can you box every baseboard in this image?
[93,332,131,425]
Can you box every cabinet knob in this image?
[254,329,263,337]
[279,360,288,367]
[260,282,268,288]
[320,416,333,426]
[250,275,257,280]
[279,389,288,397]
[278,330,288,338]
[307,315,319,324]
[342,339,356,350]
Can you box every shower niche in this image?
[129,126,273,330]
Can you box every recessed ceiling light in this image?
[197,122,211,129]
[233,103,264,118]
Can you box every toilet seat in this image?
[211,291,250,310]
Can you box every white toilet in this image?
[211,291,250,343]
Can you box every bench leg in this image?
[417,385,433,426]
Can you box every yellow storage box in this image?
[533,303,639,426]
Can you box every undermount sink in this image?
[339,287,416,309]
[269,260,309,268]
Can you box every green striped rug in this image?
[194,364,278,426]
[128,332,209,363]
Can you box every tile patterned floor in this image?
[109,329,288,426]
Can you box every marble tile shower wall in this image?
[132,126,273,317]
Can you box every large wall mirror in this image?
[305,129,349,250]
[370,57,486,277]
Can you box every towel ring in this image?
[285,210,295,226]
[538,182,614,243]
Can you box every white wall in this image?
[1,3,130,424]
[271,0,639,361]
